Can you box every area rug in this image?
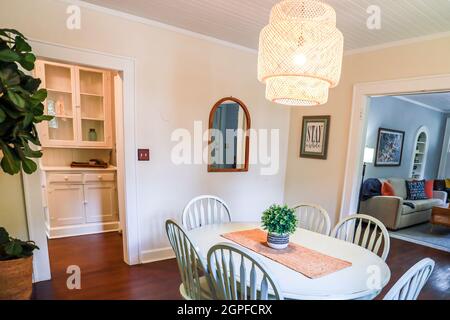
[389,223,450,253]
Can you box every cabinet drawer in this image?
[48,173,83,184]
[84,173,115,183]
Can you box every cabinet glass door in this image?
[79,68,106,144]
[44,64,76,144]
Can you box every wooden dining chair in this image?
[331,214,390,261]
[384,258,435,300]
[182,195,231,231]
[293,203,331,235]
[207,243,284,300]
[165,219,214,300]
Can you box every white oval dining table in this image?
[187,222,391,300]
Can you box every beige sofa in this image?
[360,178,448,230]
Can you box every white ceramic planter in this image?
[267,233,289,250]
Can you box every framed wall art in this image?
[300,116,331,160]
[375,128,405,167]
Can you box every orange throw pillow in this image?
[381,182,395,197]
[425,180,434,199]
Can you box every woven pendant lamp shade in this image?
[258,0,344,106]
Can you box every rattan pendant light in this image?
[258,0,344,106]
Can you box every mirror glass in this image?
[208,98,250,172]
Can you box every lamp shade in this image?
[258,0,344,106]
[364,147,375,164]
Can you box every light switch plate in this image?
[138,149,150,161]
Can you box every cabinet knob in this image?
[98,175,103,180]
[64,176,69,181]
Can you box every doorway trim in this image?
[25,39,140,282]
[340,74,450,220]
[438,118,450,179]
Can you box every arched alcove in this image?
[410,126,429,180]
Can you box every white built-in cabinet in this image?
[35,59,120,238]
[84,183,117,223]
[43,170,119,238]
[35,60,113,149]
[47,183,85,227]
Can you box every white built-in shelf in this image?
[35,60,113,149]
[82,117,105,121]
[410,127,429,180]
[47,88,72,94]
[37,62,118,241]
[54,115,74,120]
[40,166,117,172]
[80,92,104,97]
[42,145,114,150]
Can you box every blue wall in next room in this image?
[365,96,446,180]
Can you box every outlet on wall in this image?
[138,149,150,161]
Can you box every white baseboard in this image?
[47,221,120,239]
[140,247,175,264]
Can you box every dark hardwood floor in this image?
[32,232,181,300]
[33,232,449,300]
[379,238,450,300]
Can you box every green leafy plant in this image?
[0,227,39,261]
[262,204,298,236]
[0,29,52,175]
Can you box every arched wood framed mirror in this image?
[208,97,251,173]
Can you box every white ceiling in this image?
[396,92,450,112]
[82,0,450,51]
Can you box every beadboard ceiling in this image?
[82,0,450,51]
[396,92,450,112]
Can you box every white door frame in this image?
[340,74,450,220]
[438,118,450,179]
[23,39,140,282]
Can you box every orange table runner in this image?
[222,229,352,279]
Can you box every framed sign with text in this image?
[300,116,331,160]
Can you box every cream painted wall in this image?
[0,171,28,240]
[4,0,449,261]
[284,36,450,225]
[0,0,290,256]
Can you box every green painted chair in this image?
[207,243,284,300]
[165,219,214,300]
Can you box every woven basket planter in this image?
[0,256,33,300]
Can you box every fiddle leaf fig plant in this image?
[0,227,39,261]
[0,28,52,175]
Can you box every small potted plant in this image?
[262,205,298,250]
[0,227,39,300]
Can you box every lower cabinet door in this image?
[84,182,118,223]
[48,184,86,227]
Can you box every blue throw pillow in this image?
[406,180,428,200]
